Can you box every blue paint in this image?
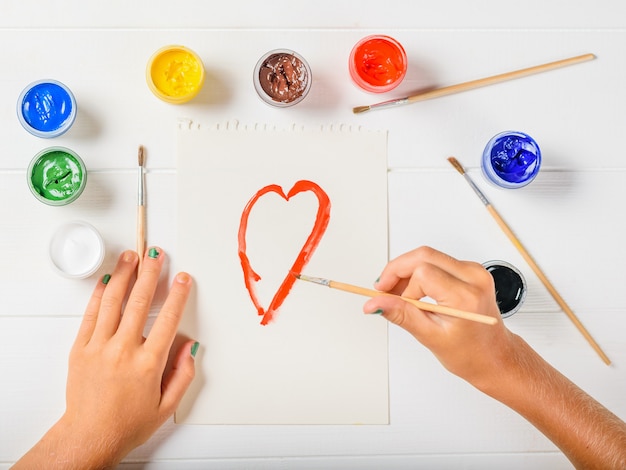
[17,80,76,138]
[481,131,541,189]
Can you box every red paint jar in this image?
[349,35,407,93]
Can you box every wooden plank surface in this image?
[1,2,624,468]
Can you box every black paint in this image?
[485,263,525,317]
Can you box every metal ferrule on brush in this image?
[370,97,410,111]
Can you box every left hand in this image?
[14,247,197,468]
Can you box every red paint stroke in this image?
[238,180,331,325]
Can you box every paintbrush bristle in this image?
[352,105,370,114]
[295,274,330,286]
[138,145,145,167]
[447,156,465,175]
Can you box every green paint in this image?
[102,274,111,285]
[191,341,200,358]
[29,148,85,204]
[148,247,160,259]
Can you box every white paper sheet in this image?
[175,121,389,424]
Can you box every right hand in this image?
[363,246,515,387]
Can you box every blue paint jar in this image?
[481,131,541,189]
[17,79,77,138]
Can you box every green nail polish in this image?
[191,341,200,358]
[372,309,384,315]
[148,247,160,259]
[102,274,111,285]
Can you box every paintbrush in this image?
[137,145,146,270]
[447,156,610,365]
[295,274,497,325]
[353,53,595,114]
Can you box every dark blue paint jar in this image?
[17,79,77,138]
[481,131,541,189]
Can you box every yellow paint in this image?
[147,46,205,103]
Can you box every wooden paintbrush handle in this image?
[137,204,146,270]
[329,281,496,325]
[486,204,611,364]
[408,53,595,104]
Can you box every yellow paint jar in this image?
[146,45,205,104]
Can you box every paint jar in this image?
[146,45,205,104]
[49,221,105,279]
[17,79,77,138]
[349,35,407,93]
[253,49,312,107]
[482,260,527,318]
[481,131,542,189]
[27,146,87,206]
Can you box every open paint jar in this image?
[253,49,312,107]
[27,147,87,206]
[483,260,527,318]
[49,221,105,278]
[17,79,77,138]
[481,131,541,189]
[146,45,205,104]
[349,35,407,93]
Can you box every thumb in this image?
[363,295,436,337]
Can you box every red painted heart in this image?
[237,180,331,325]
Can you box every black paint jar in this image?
[483,260,527,318]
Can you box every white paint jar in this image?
[49,221,105,279]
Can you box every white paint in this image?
[49,221,105,278]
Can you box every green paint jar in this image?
[28,147,87,205]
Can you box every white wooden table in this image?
[1,2,625,468]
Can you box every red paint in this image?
[238,180,331,325]
[349,35,407,93]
